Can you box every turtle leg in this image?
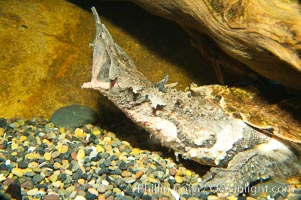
[200,146,300,196]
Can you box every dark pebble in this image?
[71,136,80,142]
[35,148,45,156]
[17,161,28,169]
[9,156,17,162]
[86,193,98,200]
[61,151,71,160]
[132,191,143,198]
[182,194,190,199]
[79,185,87,191]
[0,118,7,128]
[110,154,118,160]
[42,164,54,169]
[98,168,109,175]
[17,151,25,159]
[91,154,100,162]
[128,168,137,174]
[32,175,43,184]
[36,184,48,190]
[121,196,134,200]
[194,191,210,199]
[100,152,110,159]
[64,176,73,185]
[168,178,176,187]
[72,170,82,180]
[23,131,30,136]
[119,183,129,191]
[24,171,35,177]
[113,178,123,186]
[58,174,66,181]
[109,169,122,175]
[84,157,91,163]
[142,194,152,200]
[118,161,127,170]
[103,159,111,167]
[81,174,88,179]
[89,134,97,142]
[50,105,98,128]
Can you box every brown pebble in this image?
[105,195,114,200]
[169,167,177,176]
[44,194,60,200]
[135,171,143,179]
[71,152,77,160]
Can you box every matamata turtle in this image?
[83,7,301,196]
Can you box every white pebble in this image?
[101,179,109,186]
[74,195,86,200]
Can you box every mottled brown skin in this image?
[83,8,301,196]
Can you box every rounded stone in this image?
[97,185,107,194]
[27,188,39,196]
[11,168,24,177]
[121,170,132,177]
[50,105,98,128]
[33,175,43,184]
[44,194,60,200]
[174,175,184,184]
[52,180,62,188]
[17,160,28,169]
[88,188,99,196]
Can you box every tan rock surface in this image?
[0,1,213,119]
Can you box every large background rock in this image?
[0,0,215,119]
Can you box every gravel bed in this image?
[0,117,300,200]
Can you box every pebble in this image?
[49,174,58,182]
[74,195,86,200]
[98,185,107,193]
[51,151,61,159]
[53,162,61,169]
[175,175,183,183]
[12,167,24,177]
[27,188,39,196]
[52,180,62,188]
[124,177,136,184]
[50,105,98,128]
[0,117,298,200]
[88,187,98,196]
[121,170,132,177]
[206,195,220,200]
[78,178,86,185]
[44,152,52,161]
[44,194,60,200]
[77,149,86,160]
[135,171,143,179]
[75,128,86,138]
[57,145,69,153]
